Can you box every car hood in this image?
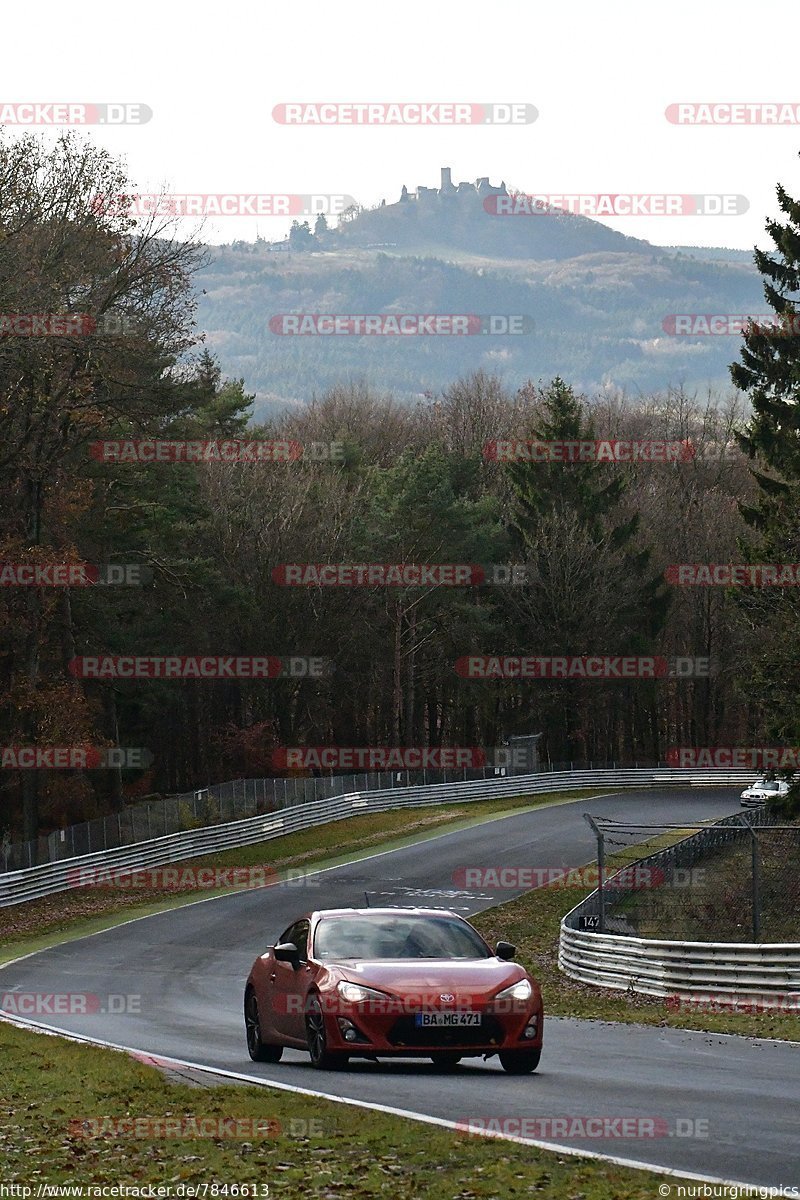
[331,958,529,997]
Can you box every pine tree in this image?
[507,378,628,544]
[505,379,669,761]
[731,166,800,518]
[729,165,800,773]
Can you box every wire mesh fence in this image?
[581,809,800,943]
[0,758,672,872]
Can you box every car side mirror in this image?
[495,940,517,960]
[274,942,301,968]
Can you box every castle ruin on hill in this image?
[398,166,508,204]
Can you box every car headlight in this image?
[494,978,533,1002]
[336,981,390,1003]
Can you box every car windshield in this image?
[313,914,492,961]
[752,780,779,791]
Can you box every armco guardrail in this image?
[559,925,800,1007]
[0,758,752,871]
[3,764,504,871]
[0,767,752,909]
[559,810,800,1008]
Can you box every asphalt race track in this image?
[2,788,798,1188]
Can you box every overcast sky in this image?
[5,0,800,250]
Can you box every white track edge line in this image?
[0,1010,769,1191]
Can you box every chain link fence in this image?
[582,809,800,943]
[0,756,663,872]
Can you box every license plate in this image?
[415,1011,481,1027]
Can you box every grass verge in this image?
[0,789,609,962]
[0,1019,697,1197]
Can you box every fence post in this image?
[751,828,761,942]
[584,814,605,933]
[739,813,761,942]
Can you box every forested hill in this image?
[195,177,762,416]
[327,177,652,259]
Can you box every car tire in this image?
[430,1052,462,1070]
[499,1048,541,1074]
[305,995,349,1070]
[245,990,284,1063]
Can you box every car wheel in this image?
[244,990,283,1063]
[430,1052,462,1070]
[499,1048,541,1074]
[305,995,348,1070]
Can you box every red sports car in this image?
[244,906,543,1073]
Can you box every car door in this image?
[269,919,311,1041]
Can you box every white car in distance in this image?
[740,778,790,807]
